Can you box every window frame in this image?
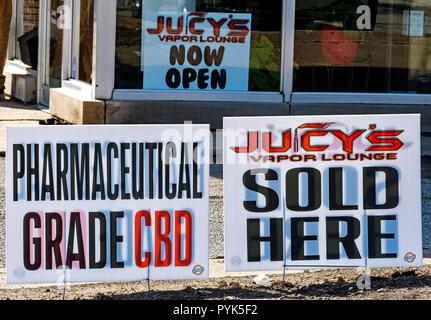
[6,0,32,73]
[61,0,94,99]
[60,0,115,100]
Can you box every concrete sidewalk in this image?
[0,99,52,153]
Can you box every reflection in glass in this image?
[49,0,65,87]
[78,0,94,83]
[15,0,39,68]
[294,0,431,94]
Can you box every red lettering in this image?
[331,130,366,154]
[134,210,151,268]
[301,131,329,152]
[189,18,205,35]
[232,131,258,153]
[366,130,404,151]
[262,130,291,153]
[207,18,228,37]
[166,17,183,34]
[175,211,193,267]
[227,19,250,37]
[155,211,172,267]
[147,16,164,34]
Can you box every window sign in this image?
[142,11,252,91]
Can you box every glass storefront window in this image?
[77,0,94,83]
[49,0,65,87]
[15,0,39,68]
[115,0,282,92]
[294,0,431,94]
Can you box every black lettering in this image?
[183,68,197,89]
[89,212,107,269]
[178,143,191,199]
[158,143,163,199]
[23,212,42,270]
[286,168,321,211]
[132,143,144,200]
[169,45,185,65]
[193,142,203,199]
[70,143,90,200]
[41,144,55,201]
[56,144,69,200]
[13,144,25,201]
[247,218,283,262]
[166,68,181,88]
[146,143,157,199]
[121,143,131,200]
[204,46,225,66]
[107,142,119,200]
[66,212,86,269]
[45,212,63,269]
[329,168,358,210]
[197,69,209,89]
[368,215,397,258]
[363,167,399,210]
[92,143,106,200]
[26,144,39,201]
[326,217,361,260]
[165,142,177,199]
[110,211,125,268]
[291,217,319,261]
[243,169,279,213]
[187,45,202,66]
[211,69,226,89]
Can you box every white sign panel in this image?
[7,125,210,284]
[142,11,251,91]
[224,115,422,272]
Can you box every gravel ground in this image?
[209,164,224,259]
[421,156,431,256]
[1,264,431,300]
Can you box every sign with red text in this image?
[142,11,251,91]
[224,115,422,272]
[6,125,210,283]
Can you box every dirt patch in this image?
[1,266,431,300]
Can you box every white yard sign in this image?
[7,125,210,284]
[142,11,251,91]
[224,115,422,272]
